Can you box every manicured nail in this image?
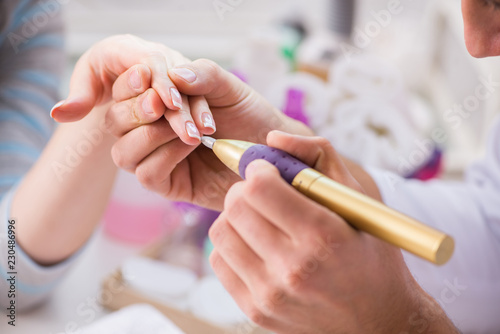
[130,68,141,90]
[170,87,183,109]
[201,112,216,131]
[142,94,154,115]
[170,68,197,83]
[50,100,65,118]
[186,121,201,140]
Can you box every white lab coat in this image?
[368,116,500,333]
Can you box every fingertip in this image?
[170,87,183,109]
[266,130,285,144]
[50,98,91,122]
[183,121,202,145]
[201,112,216,134]
[50,100,66,119]
[245,159,277,179]
[168,67,197,84]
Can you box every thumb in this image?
[51,52,102,122]
[266,131,357,187]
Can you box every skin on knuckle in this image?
[282,261,307,292]
[136,63,150,75]
[110,144,127,169]
[258,285,286,315]
[313,136,333,150]
[208,219,227,246]
[196,58,220,81]
[140,124,158,148]
[224,183,245,215]
[244,172,272,199]
[135,164,156,189]
[103,109,115,134]
[247,307,267,327]
[225,197,247,226]
[208,251,222,272]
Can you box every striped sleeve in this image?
[0,0,77,311]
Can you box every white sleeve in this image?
[366,116,500,333]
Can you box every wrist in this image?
[382,280,459,334]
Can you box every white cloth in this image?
[80,304,186,334]
[367,116,500,333]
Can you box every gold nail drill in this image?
[201,136,454,265]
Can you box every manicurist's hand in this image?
[50,34,205,145]
[106,59,311,210]
[209,131,459,334]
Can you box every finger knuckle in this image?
[257,285,287,314]
[208,251,222,271]
[135,165,156,189]
[145,50,165,61]
[282,262,309,292]
[313,136,333,149]
[140,124,157,146]
[303,206,331,234]
[244,172,272,198]
[225,196,245,221]
[110,145,127,169]
[224,182,245,213]
[195,58,220,80]
[247,307,267,327]
[103,110,114,134]
[135,63,151,79]
[208,218,228,245]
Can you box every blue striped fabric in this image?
[0,0,71,311]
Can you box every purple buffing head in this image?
[238,145,309,184]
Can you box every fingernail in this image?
[142,94,154,115]
[201,113,216,131]
[186,121,201,140]
[170,68,197,83]
[170,87,183,109]
[130,68,141,90]
[50,100,65,118]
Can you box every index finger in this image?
[243,160,353,242]
[112,64,152,102]
[51,35,188,122]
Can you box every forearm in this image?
[11,105,117,265]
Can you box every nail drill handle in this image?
[209,139,454,265]
[239,145,309,183]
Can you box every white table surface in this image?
[3,226,145,334]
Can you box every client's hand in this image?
[50,34,207,145]
[106,59,312,210]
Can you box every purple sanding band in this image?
[238,145,309,184]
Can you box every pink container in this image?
[103,170,182,244]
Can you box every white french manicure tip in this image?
[173,100,183,109]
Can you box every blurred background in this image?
[61,0,500,180]
[16,1,500,333]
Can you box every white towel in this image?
[80,304,185,334]
[316,98,419,172]
[329,54,404,102]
